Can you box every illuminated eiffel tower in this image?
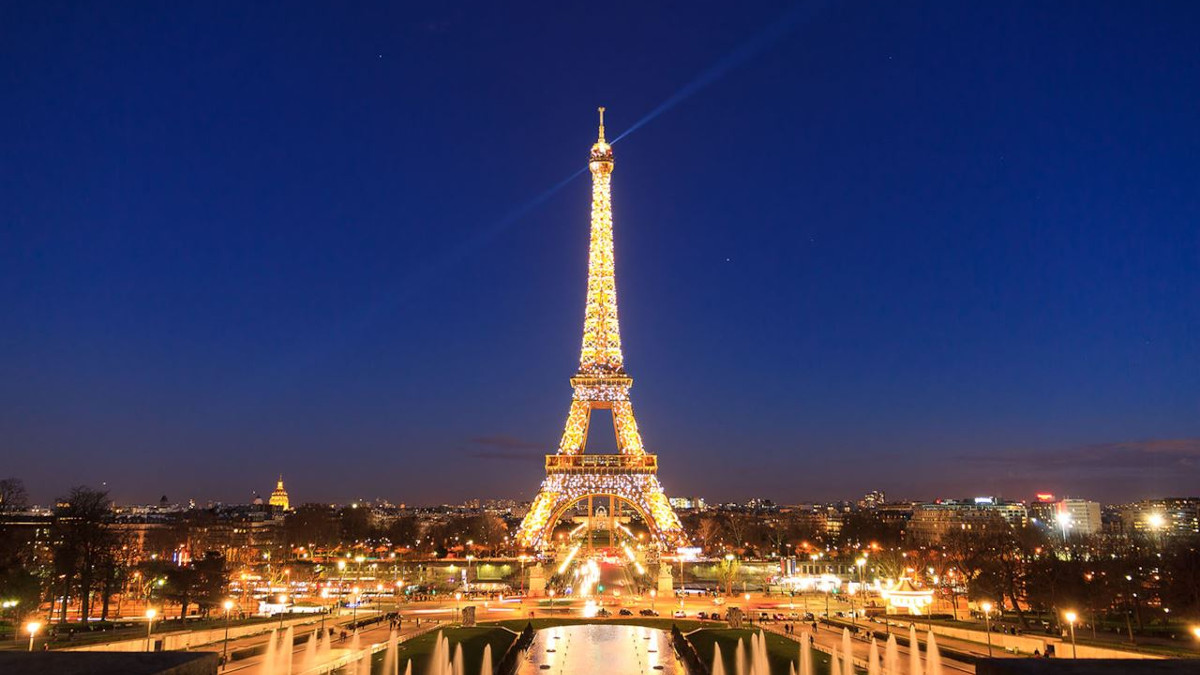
[515,109,685,550]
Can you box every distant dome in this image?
[269,476,290,511]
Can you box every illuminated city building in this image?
[1120,498,1200,537]
[515,110,684,550]
[268,476,290,511]
[908,498,1027,543]
[1029,497,1102,537]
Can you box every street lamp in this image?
[1064,611,1078,658]
[145,609,157,652]
[549,589,556,611]
[650,589,656,613]
[277,594,288,629]
[337,560,347,617]
[455,592,462,622]
[853,558,866,628]
[980,602,993,657]
[222,600,234,670]
[26,621,41,652]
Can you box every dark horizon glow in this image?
[2,1,1198,507]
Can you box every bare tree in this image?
[52,486,118,623]
[0,478,40,621]
[0,478,29,512]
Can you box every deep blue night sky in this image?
[3,1,1198,506]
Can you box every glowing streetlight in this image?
[221,600,235,670]
[980,601,993,657]
[650,589,657,612]
[852,558,867,628]
[1064,610,1078,658]
[145,608,157,652]
[26,621,41,652]
[1191,626,1200,640]
[277,593,288,629]
[455,591,463,621]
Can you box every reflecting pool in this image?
[517,624,682,675]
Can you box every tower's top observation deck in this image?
[589,106,614,171]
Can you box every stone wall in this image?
[0,651,218,675]
[886,620,1164,660]
[977,659,1200,674]
[62,613,333,653]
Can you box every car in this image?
[596,608,611,617]
[788,612,800,620]
[618,608,633,616]
[673,610,687,618]
[639,608,659,616]
[759,612,770,621]
[696,611,707,620]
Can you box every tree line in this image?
[0,479,230,625]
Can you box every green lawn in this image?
[389,626,517,675]
[687,628,837,675]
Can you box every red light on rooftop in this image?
[1036,493,1055,502]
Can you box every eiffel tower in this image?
[515,109,685,551]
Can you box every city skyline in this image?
[4,1,1199,506]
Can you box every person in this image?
[1033,649,1041,658]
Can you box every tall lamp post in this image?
[26,621,41,652]
[276,594,288,630]
[1064,611,1078,659]
[853,558,866,627]
[145,608,157,652]
[337,560,347,618]
[650,589,657,613]
[980,601,994,657]
[455,592,462,622]
[221,600,234,670]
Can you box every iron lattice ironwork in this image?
[515,110,685,550]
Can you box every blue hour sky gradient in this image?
[2,1,1198,506]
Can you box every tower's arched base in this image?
[516,463,684,550]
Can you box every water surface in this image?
[516,624,682,675]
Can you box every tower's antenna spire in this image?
[597,106,606,142]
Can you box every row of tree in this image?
[281,504,509,556]
[0,478,230,624]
